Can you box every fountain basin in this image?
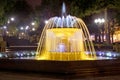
[0,51,119,75]
[0,58,120,75]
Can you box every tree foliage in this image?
[70,0,120,18]
[35,0,72,18]
[12,0,32,16]
[0,0,16,25]
[12,0,33,25]
[0,0,33,26]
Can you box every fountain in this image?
[36,3,96,60]
[0,2,120,76]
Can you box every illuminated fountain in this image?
[0,3,120,76]
[36,3,96,60]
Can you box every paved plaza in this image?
[0,71,120,80]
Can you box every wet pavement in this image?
[0,71,120,80]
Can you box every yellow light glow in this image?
[113,30,120,42]
[36,28,96,60]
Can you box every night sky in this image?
[26,0,41,9]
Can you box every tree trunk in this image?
[104,8,110,44]
[111,32,114,43]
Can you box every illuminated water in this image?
[0,3,118,61]
[36,3,96,60]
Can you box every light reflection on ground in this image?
[0,51,119,60]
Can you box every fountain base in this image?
[0,59,120,75]
[36,52,96,60]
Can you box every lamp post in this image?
[104,8,111,44]
[2,26,7,36]
[7,17,15,36]
[94,18,105,43]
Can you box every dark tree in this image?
[11,0,33,26]
[0,0,16,25]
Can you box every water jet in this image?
[36,3,96,60]
[0,3,119,75]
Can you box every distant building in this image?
[113,27,120,42]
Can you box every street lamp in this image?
[94,18,105,43]
[6,31,9,34]
[32,28,35,31]
[10,17,15,21]
[25,26,29,30]
[31,22,35,26]
[7,20,10,24]
[20,27,24,30]
[94,18,105,24]
[3,26,7,29]
[2,26,7,35]
[45,20,48,24]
